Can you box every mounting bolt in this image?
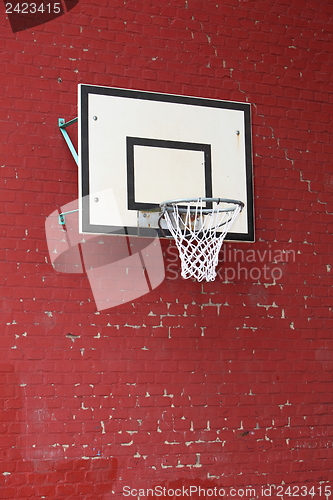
[94,197,99,202]
[93,116,98,121]
[236,130,240,135]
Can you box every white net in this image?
[161,198,243,282]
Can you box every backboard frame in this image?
[79,84,254,241]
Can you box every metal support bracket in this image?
[58,117,78,166]
[58,209,79,225]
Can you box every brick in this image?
[0,0,332,494]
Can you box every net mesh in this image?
[162,199,242,282]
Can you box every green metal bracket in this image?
[58,209,79,225]
[58,117,78,166]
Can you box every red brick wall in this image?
[1,0,332,498]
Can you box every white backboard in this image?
[79,85,254,241]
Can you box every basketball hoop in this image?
[160,198,244,282]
